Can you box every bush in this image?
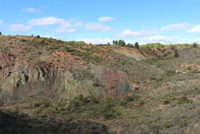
[179,121,188,128]
[124,95,134,102]
[163,123,172,128]
[139,101,145,105]
[74,58,80,60]
[93,81,99,87]
[103,112,115,120]
[135,87,140,91]
[123,94,140,102]
[34,102,41,108]
[67,100,80,111]
[67,95,93,111]
[187,66,192,70]
[164,100,170,105]
[163,53,167,57]
[20,39,26,42]
[42,101,51,108]
[100,95,114,105]
[77,94,84,101]
[174,49,179,57]
[191,43,199,48]
[119,100,127,106]
[64,117,73,122]
[36,35,40,38]
[177,96,192,104]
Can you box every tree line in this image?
[112,40,140,49]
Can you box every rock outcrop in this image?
[0,35,159,105]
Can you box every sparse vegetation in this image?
[1,35,200,133]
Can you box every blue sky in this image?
[1,0,200,44]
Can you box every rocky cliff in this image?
[0,35,158,105]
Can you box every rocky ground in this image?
[1,35,200,133]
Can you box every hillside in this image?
[1,35,200,133]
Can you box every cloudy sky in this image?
[1,0,200,44]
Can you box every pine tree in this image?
[113,40,115,45]
[191,43,198,48]
[118,40,126,46]
[135,42,139,49]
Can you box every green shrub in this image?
[139,101,145,105]
[163,123,172,128]
[92,81,99,87]
[100,95,114,105]
[20,39,26,42]
[36,35,40,38]
[67,100,80,111]
[64,117,73,122]
[164,100,170,105]
[34,102,41,108]
[74,58,80,60]
[135,87,140,91]
[174,49,179,57]
[163,53,167,57]
[191,43,199,48]
[119,100,127,106]
[177,96,192,104]
[42,101,51,108]
[179,121,188,128]
[103,112,115,120]
[124,95,134,102]
[187,66,192,70]
[77,94,84,101]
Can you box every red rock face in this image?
[102,68,118,98]
[0,52,13,81]
[0,52,10,64]
[102,67,129,98]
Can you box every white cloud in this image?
[7,24,32,32]
[76,38,112,44]
[137,35,179,44]
[85,23,112,31]
[160,23,192,31]
[0,20,2,24]
[54,20,73,33]
[27,17,82,33]
[98,17,115,22]
[187,25,200,33]
[116,29,148,38]
[55,28,75,33]
[41,35,51,38]
[22,8,42,13]
[27,17,63,26]
[74,22,83,27]
[54,20,82,33]
[180,38,200,44]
